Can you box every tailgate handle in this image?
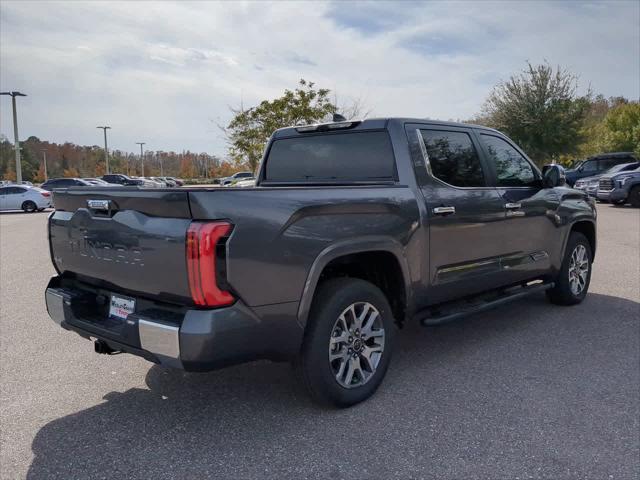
[86,199,117,215]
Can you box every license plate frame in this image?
[108,294,136,322]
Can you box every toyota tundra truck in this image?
[45,118,597,407]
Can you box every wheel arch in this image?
[566,220,597,260]
[297,237,412,329]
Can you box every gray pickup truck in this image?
[45,118,597,406]
[597,166,640,206]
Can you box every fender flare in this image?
[296,236,413,328]
[560,217,597,262]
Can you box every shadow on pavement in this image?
[27,292,639,479]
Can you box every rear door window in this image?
[264,131,396,182]
[599,158,617,170]
[419,130,486,187]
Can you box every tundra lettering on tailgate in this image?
[68,238,145,266]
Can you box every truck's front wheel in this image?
[546,232,592,305]
[297,278,395,407]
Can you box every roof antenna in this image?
[332,113,347,122]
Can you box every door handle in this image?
[505,202,521,209]
[433,206,456,215]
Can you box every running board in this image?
[418,281,554,327]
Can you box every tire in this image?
[21,201,37,213]
[296,278,396,407]
[546,232,593,306]
[630,186,640,208]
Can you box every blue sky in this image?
[1,0,638,156]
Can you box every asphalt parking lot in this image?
[1,205,638,480]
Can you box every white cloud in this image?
[0,0,638,155]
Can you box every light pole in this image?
[41,149,48,180]
[157,151,163,176]
[0,91,27,183]
[136,142,145,176]
[96,126,111,174]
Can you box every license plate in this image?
[109,295,135,321]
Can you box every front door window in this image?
[480,134,538,187]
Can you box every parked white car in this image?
[220,171,254,186]
[0,185,52,212]
[234,178,256,187]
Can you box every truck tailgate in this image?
[49,188,193,303]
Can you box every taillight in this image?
[41,192,51,197]
[186,221,234,307]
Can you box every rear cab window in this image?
[262,131,397,184]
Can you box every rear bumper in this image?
[45,278,303,371]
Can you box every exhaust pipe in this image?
[94,339,120,355]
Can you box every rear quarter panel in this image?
[189,187,421,308]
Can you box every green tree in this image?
[223,79,338,173]
[597,102,640,157]
[571,96,631,161]
[480,62,590,165]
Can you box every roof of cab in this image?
[273,117,501,138]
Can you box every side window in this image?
[419,130,485,187]
[0,187,8,195]
[582,160,598,172]
[600,158,620,170]
[7,187,26,194]
[480,134,538,187]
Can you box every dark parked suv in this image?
[45,118,596,406]
[101,174,146,186]
[40,178,91,191]
[565,152,638,186]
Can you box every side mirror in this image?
[542,164,566,188]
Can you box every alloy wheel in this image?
[328,302,385,389]
[568,244,589,295]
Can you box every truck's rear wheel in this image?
[297,278,395,407]
[546,232,592,305]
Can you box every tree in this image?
[223,79,338,173]
[598,102,640,157]
[569,96,633,161]
[33,164,46,183]
[479,62,590,165]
